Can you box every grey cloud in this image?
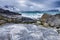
[0,0,60,11]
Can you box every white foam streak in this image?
[0,24,60,40]
[22,13,43,19]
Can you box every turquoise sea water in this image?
[20,12,60,19]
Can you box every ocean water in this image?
[0,24,60,40]
[21,13,43,19]
[20,12,60,19]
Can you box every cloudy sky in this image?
[0,0,60,11]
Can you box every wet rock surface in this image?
[40,13,60,28]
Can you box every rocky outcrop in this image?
[0,8,36,25]
[40,13,51,26]
[0,8,21,24]
[40,13,60,28]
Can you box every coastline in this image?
[0,8,60,40]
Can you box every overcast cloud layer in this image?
[0,0,60,11]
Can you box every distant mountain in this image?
[21,9,59,13]
[46,9,59,12]
[21,11,42,13]
[0,5,20,12]
[0,8,21,15]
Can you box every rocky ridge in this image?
[0,8,36,25]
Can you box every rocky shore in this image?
[0,8,60,33]
[0,8,60,40]
[0,8,36,25]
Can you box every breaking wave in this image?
[21,13,43,19]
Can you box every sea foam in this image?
[21,13,43,19]
[0,24,60,40]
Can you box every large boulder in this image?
[40,13,60,28]
[40,13,51,25]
